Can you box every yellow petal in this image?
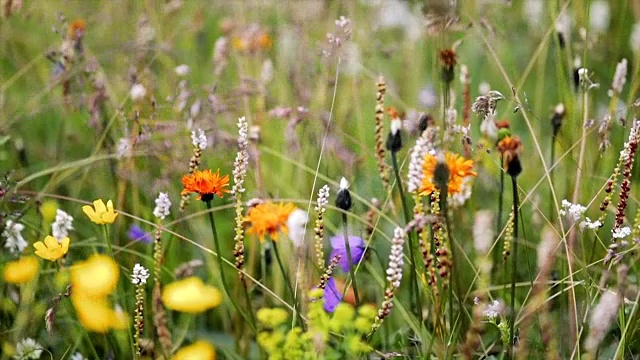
[171,340,216,360]
[60,237,70,254]
[106,200,114,212]
[71,294,115,333]
[83,205,100,223]
[101,211,117,224]
[44,235,60,249]
[93,199,107,214]
[162,277,222,313]
[3,256,39,284]
[71,254,119,297]
[33,241,47,253]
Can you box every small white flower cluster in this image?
[232,116,250,196]
[386,227,406,289]
[14,338,43,360]
[315,185,330,212]
[191,128,208,150]
[70,353,87,360]
[3,220,27,255]
[131,263,150,285]
[407,135,429,193]
[609,58,628,97]
[116,137,132,159]
[559,199,586,222]
[623,120,640,160]
[450,177,473,208]
[483,300,503,320]
[577,68,600,90]
[153,192,171,220]
[581,217,602,230]
[52,209,74,240]
[175,64,190,77]
[130,83,147,102]
[612,226,631,239]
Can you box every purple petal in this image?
[128,224,152,244]
[323,277,342,313]
[329,235,365,272]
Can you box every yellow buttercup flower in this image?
[71,294,128,333]
[171,340,216,360]
[71,254,119,297]
[82,199,118,224]
[70,255,127,332]
[3,256,39,284]
[162,277,222,313]
[33,235,70,261]
[40,199,58,224]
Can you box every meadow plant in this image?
[4,3,640,359]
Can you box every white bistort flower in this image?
[153,192,171,220]
[131,263,150,285]
[191,128,208,150]
[3,220,27,255]
[559,199,587,222]
[51,209,74,241]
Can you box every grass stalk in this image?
[341,213,360,306]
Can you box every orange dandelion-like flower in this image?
[420,152,477,196]
[67,19,86,40]
[245,202,297,242]
[497,135,523,169]
[181,169,230,202]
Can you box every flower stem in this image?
[341,213,360,307]
[204,200,257,334]
[494,154,505,279]
[391,151,421,317]
[270,239,304,327]
[509,175,519,358]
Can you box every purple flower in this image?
[323,277,342,313]
[128,224,152,244]
[330,235,365,272]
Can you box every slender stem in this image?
[391,151,422,317]
[102,225,135,354]
[270,239,304,327]
[341,213,360,306]
[494,155,505,279]
[509,176,519,359]
[205,200,257,334]
[549,134,556,220]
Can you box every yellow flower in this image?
[40,199,58,224]
[82,199,118,224]
[162,277,222,313]
[3,256,39,284]
[71,294,128,333]
[171,340,216,360]
[71,255,119,297]
[33,235,70,261]
[419,152,477,196]
[244,202,297,242]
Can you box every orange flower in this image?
[245,202,297,242]
[420,152,477,196]
[181,169,230,201]
[67,19,86,40]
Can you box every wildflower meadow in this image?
[3,1,640,359]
